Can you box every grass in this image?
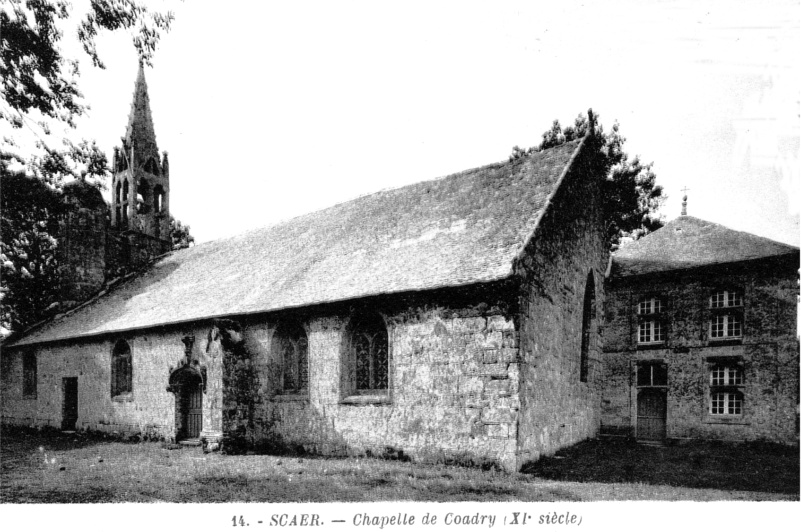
[1,427,797,502]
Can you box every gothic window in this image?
[122,180,129,202]
[708,289,743,341]
[708,363,744,415]
[115,181,122,205]
[22,352,37,398]
[111,339,132,398]
[137,180,150,214]
[274,322,309,394]
[637,296,665,345]
[154,185,165,214]
[351,314,389,393]
[579,272,595,382]
[144,157,160,176]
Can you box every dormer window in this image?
[637,296,665,345]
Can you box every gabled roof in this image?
[612,216,799,277]
[9,139,586,347]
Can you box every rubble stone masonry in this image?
[602,256,799,444]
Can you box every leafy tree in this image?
[511,110,664,250]
[169,216,195,250]
[0,169,64,334]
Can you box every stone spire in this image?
[123,61,159,166]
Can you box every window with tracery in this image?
[351,314,389,392]
[111,339,132,397]
[275,322,309,394]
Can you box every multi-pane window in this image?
[710,365,743,386]
[111,339,132,397]
[638,320,665,344]
[708,290,744,341]
[22,352,37,398]
[710,392,743,415]
[709,290,743,309]
[275,322,309,394]
[709,363,744,416]
[637,297,663,315]
[709,312,743,339]
[637,296,665,345]
[351,314,389,392]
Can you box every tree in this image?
[0,169,64,334]
[169,216,195,250]
[510,110,664,250]
[1,1,192,335]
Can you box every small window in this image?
[709,290,742,309]
[274,322,309,394]
[709,314,742,339]
[22,352,37,398]
[637,362,668,387]
[111,339,132,397]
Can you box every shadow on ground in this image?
[521,438,800,495]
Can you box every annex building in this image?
[1,67,798,471]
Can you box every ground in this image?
[0,427,797,502]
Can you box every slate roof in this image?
[10,139,585,347]
[612,215,799,277]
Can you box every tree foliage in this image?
[169,216,194,250]
[0,169,64,334]
[510,110,664,250]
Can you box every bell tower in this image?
[111,62,170,243]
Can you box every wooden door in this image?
[62,377,78,431]
[183,384,203,439]
[637,388,666,441]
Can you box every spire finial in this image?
[680,186,690,216]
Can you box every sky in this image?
[9,0,801,246]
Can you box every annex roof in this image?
[10,140,585,347]
[612,215,799,277]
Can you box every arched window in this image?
[111,339,132,397]
[274,322,309,394]
[579,272,595,383]
[137,179,150,214]
[154,185,165,214]
[122,180,129,202]
[115,181,122,205]
[351,314,389,392]
[144,157,160,176]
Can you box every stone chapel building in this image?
[2,67,798,471]
[0,66,607,471]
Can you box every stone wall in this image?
[513,141,607,467]
[1,328,207,439]
[1,285,524,469]
[602,257,799,443]
[237,286,521,470]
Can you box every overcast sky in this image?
[18,0,801,246]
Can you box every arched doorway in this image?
[169,368,204,441]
